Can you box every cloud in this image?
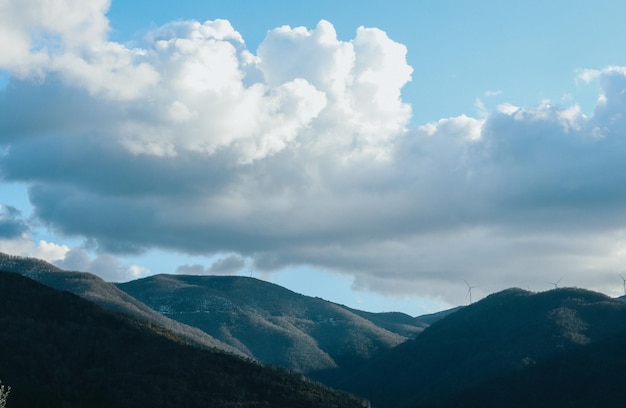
[0,0,157,99]
[0,237,68,262]
[0,204,28,238]
[176,254,246,276]
[1,9,412,161]
[257,20,412,158]
[0,0,104,76]
[54,247,149,281]
[209,255,246,275]
[3,1,626,302]
[484,90,503,97]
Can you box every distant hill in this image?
[0,253,239,355]
[336,306,428,338]
[0,253,448,375]
[117,274,426,373]
[0,271,370,408]
[412,306,462,326]
[331,287,626,407]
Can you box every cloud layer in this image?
[3,1,626,302]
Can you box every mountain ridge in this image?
[0,270,370,407]
[0,253,241,355]
[0,253,442,374]
[116,273,425,373]
[331,286,626,407]
[3,253,626,406]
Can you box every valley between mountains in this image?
[2,252,626,407]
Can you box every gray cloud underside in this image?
[0,204,28,238]
[177,254,246,276]
[5,79,626,299]
[3,6,626,300]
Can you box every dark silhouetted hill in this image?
[331,287,626,407]
[434,331,626,408]
[0,271,370,408]
[0,252,239,354]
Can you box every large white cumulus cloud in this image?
[258,20,412,158]
[141,19,411,161]
[0,0,109,74]
[3,0,626,302]
[0,0,158,99]
[0,2,412,162]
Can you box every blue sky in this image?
[104,0,626,123]
[2,0,626,315]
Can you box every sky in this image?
[2,0,626,315]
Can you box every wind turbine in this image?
[547,277,563,289]
[463,280,478,304]
[619,273,626,296]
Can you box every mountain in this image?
[412,306,462,326]
[0,271,370,408]
[116,274,425,373]
[0,253,447,374]
[331,287,626,407]
[8,252,624,406]
[336,306,428,338]
[437,332,626,408]
[336,305,464,340]
[0,253,239,355]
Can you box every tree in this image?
[0,380,10,408]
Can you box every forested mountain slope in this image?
[332,287,626,407]
[0,271,370,408]
[0,253,239,354]
[117,274,424,372]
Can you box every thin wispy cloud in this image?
[484,90,503,97]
